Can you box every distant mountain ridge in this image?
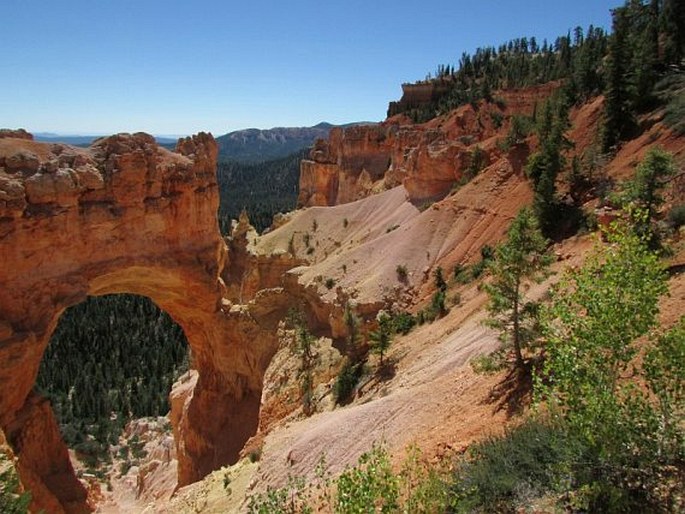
[34,133,178,148]
[33,123,373,161]
[216,122,373,163]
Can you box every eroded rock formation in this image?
[297,122,484,207]
[298,85,562,209]
[0,131,280,512]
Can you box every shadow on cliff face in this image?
[3,293,193,513]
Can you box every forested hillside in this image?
[392,0,684,137]
[36,295,189,467]
[215,123,332,162]
[217,148,305,233]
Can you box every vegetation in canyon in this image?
[2,0,683,512]
[36,295,188,472]
[217,149,305,234]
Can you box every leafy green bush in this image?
[335,445,399,513]
[470,352,505,374]
[454,264,473,284]
[536,222,683,512]
[246,445,450,514]
[470,260,487,279]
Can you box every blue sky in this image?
[1,1,618,136]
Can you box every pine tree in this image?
[485,208,552,371]
[662,0,685,65]
[526,96,572,236]
[625,147,676,245]
[603,5,635,151]
[343,302,363,365]
[369,313,393,368]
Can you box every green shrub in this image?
[246,445,450,513]
[335,445,399,513]
[248,448,262,463]
[470,352,505,374]
[334,359,363,405]
[668,204,685,229]
[449,292,462,307]
[480,244,494,261]
[464,146,487,181]
[470,260,487,279]
[505,114,533,147]
[390,311,416,335]
[247,475,311,514]
[489,111,505,128]
[395,264,408,282]
[428,290,447,319]
[449,418,586,513]
[454,265,473,284]
[663,83,685,135]
[0,453,32,514]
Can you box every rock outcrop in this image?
[386,81,452,117]
[297,122,479,207]
[0,131,280,512]
[301,115,492,208]
[298,85,563,209]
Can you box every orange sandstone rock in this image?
[0,131,280,512]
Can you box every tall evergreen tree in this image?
[603,5,635,151]
[625,147,676,245]
[526,96,572,236]
[485,208,552,372]
[662,0,685,65]
[369,313,393,368]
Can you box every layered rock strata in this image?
[297,122,484,207]
[0,131,279,512]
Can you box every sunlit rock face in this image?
[297,122,481,208]
[0,131,280,512]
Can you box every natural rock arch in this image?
[0,131,280,512]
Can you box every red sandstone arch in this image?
[0,131,279,513]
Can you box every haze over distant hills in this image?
[33,132,179,148]
[33,122,373,162]
[216,121,373,163]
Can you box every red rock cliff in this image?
[297,85,559,208]
[0,131,280,512]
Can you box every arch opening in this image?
[36,294,190,490]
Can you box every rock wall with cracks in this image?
[0,131,281,513]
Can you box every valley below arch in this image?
[0,131,280,513]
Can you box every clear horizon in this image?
[2,0,617,136]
